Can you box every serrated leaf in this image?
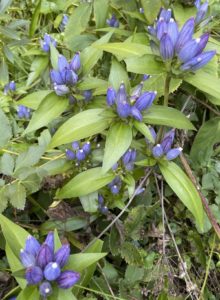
[24,92,68,134]
[0,188,8,213]
[0,107,12,147]
[0,153,14,175]
[7,182,26,210]
[143,106,196,130]
[56,167,114,199]
[159,161,204,231]
[190,118,220,166]
[17,90,51,110]
[48,109,110,149]
[120,242,143,266]
[102,122,133,173]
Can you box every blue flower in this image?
[160,33,174,61]
[44,262,61,281]
[106,14,119,27]
[57,271,80,289]
[195,1,208,25]
[17,105,31,119]
[39,281,53,297]
[60,14,69,31]
[4,80,16,94]
[106,87,116,106]
[41,34,56,52]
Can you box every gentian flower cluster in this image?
[148,6,216,71]
[20,232,80,298]
[195,0,209,25]
[107,82,157,121]
[106,14,119,27]
[4,81,16,95]
[147,128,182,160]
[50,53,80,96]
[108,176,122,195]
[65,140,91,163]
[40,34,57,52]
[17,105,31,119]
[98,194,109,215]
[122,149,137,171]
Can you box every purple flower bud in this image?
[58,55,69,72]
[166,147,182,160]
[9,81,16,91]
[44,262,61,281]
[156,19,167,41]
[54,84,70,96]
[36,244,53,269]
[181,50,216,71]
[135,91,157,111]
[149,126,157,142]
[161,129,175,153]
[124,162,134,171]
[25,235,41,257]
[45,232,54,253]
[147,26,156,36]
[70,52,81,72]
[195,1,208,25]
[39,281,53,297]
[160,34,174,61]
[82,142,91,154]
[175,17,195,53]
[54,244,70,268]
[142,74,151,81]
[130,83,143,102]
[41,34,56,52]
[159,8,172,22]
[167,19,179,46]
[122,149,132,165]
[117,101,131,118]
[130,106,143,121]
[61,14,69,26]
[50,70,64,85]
[106,14,119,28]
[111,185,120,194]
[57,270,80,289]
[139,7,144,14]
[17,105,31,119]
[195,0,201,9]
[135,187,145,195]
[72,141,80,150]
[64,69,78,85]
[98,194,104,205]
[25,266,43,285]
[20,249,36,268]
[106,87,116,106]
[152,144,164,158]
[65,149,75,160]
[100,205,109,215]
[83,90,92,102]
[116,83,127,104]
[76,149,86,161]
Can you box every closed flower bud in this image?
[39,281,53,297]
[25,235,41,257]
[166,147,182,160]
[58,55,69,72]
[161,129,175,153]
[159,8,172,22]
[122,149,132,165]
[156,19,167,40]
[44,262,61,281]
[195,1,208,24]
[57,270,80,289]
[147,26,156,36]
[125,162,134,171]
[149,126,157,142]
[20,249,36,268]
[111,185,120,194]
[116,83,127,104]
[36,244,53,269]
[76,149,86,161]
[195,0,201,9]
[64,69,78,85]
[106,87,116,106]
[135,91,157,111]
[45,232,54,253]
[130,106,143,121]
[65,149,75,160]
[152,144,164,158]
[181,50,216,71]
[98,194,104,205]
[50,70,64,85]
[41,34,56,52]
[70,52,81,72]
[25,266,43,285]
[100,205,109,215]
[160,34,174,61]
[17,105,31,119]
[167,19,179,46]
[82,142,91,154]
[106,14,119,27]
[83,90,92,101]
[130,83,143,102]
[142,74,151,81]
[9,81,16,91]
[175,17,195,53]
[116,101,131,118]
[54,84,70,96]
[54,244,70,268]
[72,141,80,150]
[135,187,145,196]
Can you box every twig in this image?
[83,169,152,251]
[97,262,116,299]
[180,153,220,240]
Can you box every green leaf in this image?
[190,118,220,166]
[159,161,204,231]
[17,286,39,300]
[133,121,154,142]
[26,56,49,86]
[143,106,196,130]
[7,182,26,210]
[57,289,76,300]
[0,153,14,176]
[50,43,59,69]
[41,217,87,232]
[140,0,162,23]
[17,90,51,110]
[0,0,13,14]
[94,0,109,28]
[120,242,143,266]
[29,0,41,37]
[64,3,92,49]
[80,192,98,213]
[67,252,107,272]
[95,42,152,59]
[0,188,8,213]
[81,31,113,75]
[56,167,114,199]
[102,123,133,173]
[0,58,9,84]
[109,59,130,91]
[125,55,163,74]
[0,107,12,147]
[24,92,69,134]
[48,109,110,149]
[185,71,220,105]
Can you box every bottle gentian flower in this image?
[41,34,57,52]
[17,105,31,119]
[57,271,80,289]
[106,14,119,27]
